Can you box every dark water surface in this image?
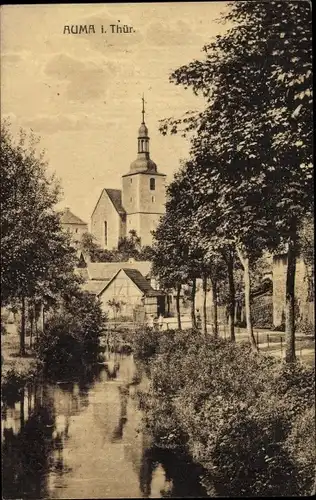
[1,354,208,499]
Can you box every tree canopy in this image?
[155,1,313,359]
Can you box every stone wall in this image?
[272,254,314,328]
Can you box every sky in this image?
[1,2,230,225]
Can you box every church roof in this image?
[60,207,87,225]
[138,123,148,136]
[105,189,126,216]
[129,156,158,174]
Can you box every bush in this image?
[252,300,273,329]
[286,406,316,495]
[296,317,315,336]
[133,329,315,496]
[35,291,105,379]
[131,327,161,363]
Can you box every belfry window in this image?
[150,178,155,191]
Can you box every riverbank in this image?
[132,327,315,497]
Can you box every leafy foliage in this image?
[1,121,79,306]
[80,229,153,262]
[35,290,106,379]
[157,1,313,359]
[133,329,315,496]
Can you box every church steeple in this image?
[129,95,157,173]
[138,94,150,155]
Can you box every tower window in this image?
[152,196,155,203]
[130,178,132,183]
[104,221,108,246]
[130,197,133,202]
[150,178,155,191]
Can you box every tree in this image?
[80,229,152,263]
[151,213,189,329]
[1,121,80,354]
[36,288,106,377]
[80,231,114,262]
[160,1,312,360]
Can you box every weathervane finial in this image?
[142,94,145,124]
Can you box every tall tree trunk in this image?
[29,305,34,349]
[176,283,182,330]
[42,304,45,334]
[167,293,170,315]
[20,296,26,356]
[225,252,236,342]
[236,244,258,352]
[190,278,197,329]
[34,303,38,341]
[285,230,297,363]
[202,274,208,335]
[211,277,218,338]
[235,301,241,324]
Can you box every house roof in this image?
[80,263,164,298]
[60,208,87,226]
[81,280,107,295]
[105,189,126,216]
[122,268,164,297]
[75,267,89,281]
[87,261,152,281]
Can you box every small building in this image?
[60,207,88,245]
[80,260,165,320]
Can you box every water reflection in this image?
[2,354,208,499]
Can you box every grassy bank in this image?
[131,327,316,497]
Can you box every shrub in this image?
[286,405,316,495]
[131,327,161,363]
[35,291,105,379]
[296,317,315,336]
[133,329,315,496]
[252,300,273,329]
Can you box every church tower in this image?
[122,97,166,246]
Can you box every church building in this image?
[91,99,166,249]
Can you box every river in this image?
[1,354,208,499]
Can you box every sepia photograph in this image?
[1,1,314,498]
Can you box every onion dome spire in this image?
[130,95,157,173]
